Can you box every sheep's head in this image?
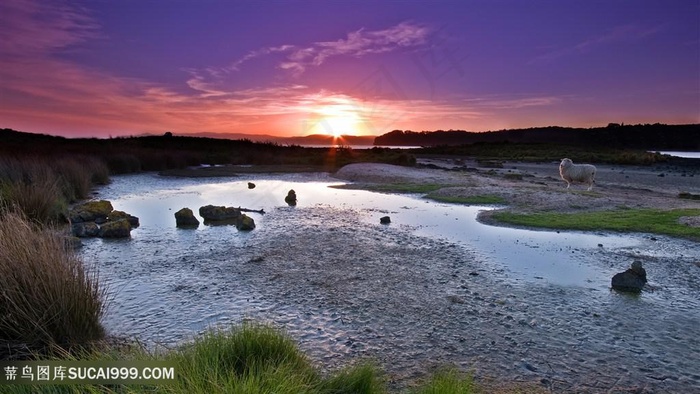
[560,158,573,169]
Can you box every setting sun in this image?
[304,96,365,137]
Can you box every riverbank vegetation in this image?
[0,323,483,393]
[490,208,700,241]
[0,211,106,360]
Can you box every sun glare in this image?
[308,97,364,137]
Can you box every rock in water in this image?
[380,216,391,224]
[175,208,200,228]
[98,219,132,238]
[199,205,242,221]
[285,190,297,206]
[611,260,647,292]
[69,200,114,223]
[71,222,99,237]
[109,210,140,228]
[236,214,256,231]
[248,182,256,189]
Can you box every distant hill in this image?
[181,132,375,146]
[373,124,700,151]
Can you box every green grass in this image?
[491,208,700,240]
[410,368,474,394]
[426,194,506,205]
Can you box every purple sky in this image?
[1,0,698,138]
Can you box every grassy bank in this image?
[0,211,107,359]
[490,208,700,240]
[1,324,480,394]
[426,194,507,205]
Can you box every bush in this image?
[0,211,107,358]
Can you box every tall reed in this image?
[0,155,110,223]
[0,157,66,223]
[0,211,107,358]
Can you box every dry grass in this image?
[0,156,110,223]
[0,211,107,358]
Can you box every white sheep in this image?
[559,158,596,191]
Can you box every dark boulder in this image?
[611,261,647,293]
[248,182,256,189]
[72,222,100,237]
[285,190,297,206]
[175,208,200,228]
[380,216,391,224]
[98,219,131,238]
[199,205,242,221]
[236,214,256,231]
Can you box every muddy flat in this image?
[89,162,700,393]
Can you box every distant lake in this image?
[656,151,700,159]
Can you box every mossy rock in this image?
[236,214,256,231]
[199,205,242,221]
[109,210,140,228]
[98,219,131,238]
[70,200,113,223]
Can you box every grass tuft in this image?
[0,211,107,358]
[411,368,474,394]
[166,323,383,394]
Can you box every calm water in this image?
[656,151,700,159]
[83,172,643,288]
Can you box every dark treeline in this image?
[0,128,415,175]
[374,124,700,151]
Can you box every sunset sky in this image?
[1,0,698,138]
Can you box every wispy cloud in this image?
[0,0,100,56]
[230,21,431,76]
[530,23,664,64]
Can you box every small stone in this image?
[380,216,391,224]
[248,182,256,189]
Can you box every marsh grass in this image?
[166,323,383,394]
[0,156,110,223]
[411,368,474,394]
[0,211,107,358]
[0,157,66,223]
[426,194,506,205]
[492,208,700,240]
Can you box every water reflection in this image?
[89,172,642,288]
